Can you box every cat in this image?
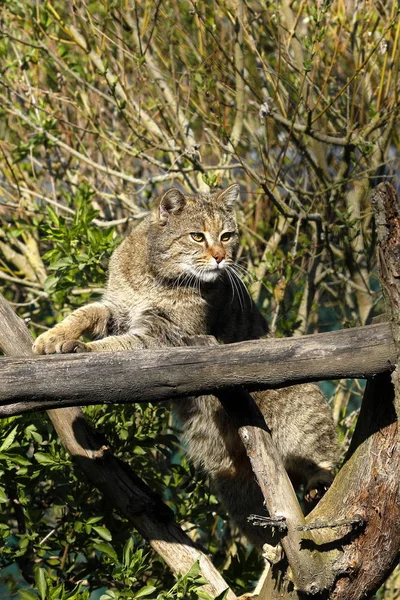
[33,184,338,547]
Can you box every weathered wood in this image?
[0,322,395,416]
[306,373,400,600]
[0,294,237,600]
[218,389,332,594]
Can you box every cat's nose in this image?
[213,250,225,264]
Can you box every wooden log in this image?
[0,322,395,416]
[0,294,237,600]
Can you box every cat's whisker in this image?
[226,267,245,313]
[228,262,253,287]
[185,273,198,296]
[197,271,203,297]
[224,268,237,306]
[197,266,209,291]
[234,273,246,314]
[230,262,255,283]
[233,271,246,312]
[227,266,252,309]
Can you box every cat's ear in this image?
[159,188,186,223]
[216,184,240,208]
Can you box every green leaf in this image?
[34,452,56,465]
[46,206,60,227]
[43,275,59,294]
[100,591,117,599]
[0,452,31,466]
[94,542,118,561]
[86,516,103,525]
[185,560,201,579]
[0,425,18,451]
[34,567,47,600]
[134,585,157,598]
[49,583,64,599]
[31,431,43,443]
[93,525,112,541]
[19,591,39,600]
[0,487,8,503]
[47,256,76,270]
[123,537,134,566]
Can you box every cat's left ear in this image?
[159,188,186,223]
[216,184,240,208]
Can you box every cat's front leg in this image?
[182,334,218,347]
[86,333,147,352]
[33,302,111,355]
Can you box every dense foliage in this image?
[0,0,399,598]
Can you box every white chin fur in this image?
[185,264,224,282]
[198,269,221,282]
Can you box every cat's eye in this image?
[220,232,233,242]
[190,232,205,242]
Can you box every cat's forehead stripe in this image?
[186,193,229,211]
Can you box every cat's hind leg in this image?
[303,463,335,512]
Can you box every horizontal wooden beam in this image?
[0,322,395,416]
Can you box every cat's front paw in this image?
[59,340,92,354]
[33,332,91,355]
[33,330,67,355]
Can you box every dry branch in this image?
[0,322,395,417]
[217,389,330,594]
[0,293,236,600]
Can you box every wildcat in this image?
[33,184,338,547]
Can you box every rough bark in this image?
[260,371,400,600]
[305,373,400,600]
[0,293,236,600]
[0,322,395,416]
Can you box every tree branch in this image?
[218,388,332,594]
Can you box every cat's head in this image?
[149,185,240,283]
